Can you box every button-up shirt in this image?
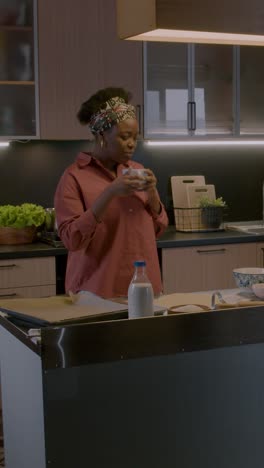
[54,152,168,298]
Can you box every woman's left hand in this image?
[143,169,162,215]
[140,169,157,192]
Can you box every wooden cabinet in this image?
[162,243,257,294]
[0,0,143,140]
[0,256,56,298]
[256,243,264,267]
[0,0,36,139]
[37,0,143,139]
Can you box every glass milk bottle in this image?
[128,260,154,319]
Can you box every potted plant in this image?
[0,203,46,245]
[199,196,227,229]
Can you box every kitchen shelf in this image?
[0,81,35,85]
[0,26,32,32]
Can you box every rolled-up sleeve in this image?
[54,171,100,251]
[147,202,169,238]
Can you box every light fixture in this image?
[116,0,264,46]
[0,142,10,148]
[146,140,264,146]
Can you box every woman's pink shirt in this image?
[54,152,168,298]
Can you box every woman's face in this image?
[102,118,139,165]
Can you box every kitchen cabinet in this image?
[161,243,257,294]
[144,42,264,139]
[256,243,264,267]
[0,0,143,141]
[0,256,56,298]
[37,0,143,139]
[144,42,234,139]
[0,0,37,139]
[240,47,264,135]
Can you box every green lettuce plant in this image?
[0,203,46,228]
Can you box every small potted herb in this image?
[199,196,227,229]
[0,203,46,244]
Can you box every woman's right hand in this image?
[108,174,145,197]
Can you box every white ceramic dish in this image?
[122,168,147,178]
[233,267,264,289]
[252,283,264,299]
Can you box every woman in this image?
[54,87,168,298]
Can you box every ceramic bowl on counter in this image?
[233,267,264,289]
[252,283,264,299]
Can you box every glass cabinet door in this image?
[240,46,264,135]
[194,44,234,136]
[0,0,37,138]
[144,42,235,139]
[144,42,189,138]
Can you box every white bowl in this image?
[122,168,147,179]
[252,283,264,299]
[233,267,264,289]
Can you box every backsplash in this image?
[1,139,264,224]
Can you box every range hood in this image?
[116,0,264,46]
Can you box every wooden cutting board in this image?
[186,184,216,208]
[171,175,205,208]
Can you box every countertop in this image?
[0,241,67,260]
[156,225,263,248]
[0,225,263,259]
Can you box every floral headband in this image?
[89,96,136,135]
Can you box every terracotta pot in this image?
[0,226,37,245]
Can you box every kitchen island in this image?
[1,303,264,468]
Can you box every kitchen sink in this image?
[226,222,264,235]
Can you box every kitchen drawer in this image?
[162,243,257,294]
[0,285,56,299]
[0,257,56,289]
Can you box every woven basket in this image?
[0,226,37,245]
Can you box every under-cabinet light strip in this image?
[0,142,10,148]
[146,140,264,146]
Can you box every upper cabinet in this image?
[144,42,234,139]
[37,0,143,140]
[240,46,264,135]
[144,42,264,139]
[0,0,37,138]
[0,0,143,140]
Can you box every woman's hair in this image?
[77,87,132,125]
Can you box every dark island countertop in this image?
[0,226,264,259]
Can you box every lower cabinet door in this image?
[162,243,257,294]
[0,284,56,299]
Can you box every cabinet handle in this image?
[261,248,264,266]
[0,293,18,298]
[187,101,196,131]
[136,104,143,136]
[191,102,196,131]
[196,248,226,254]
[0,264,17,268]
[187,101,192,131]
